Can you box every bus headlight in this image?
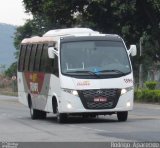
[62,88,79,96]
[72,90,78,96]
[121,86,133,95]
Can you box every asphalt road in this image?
[0,95,160,142]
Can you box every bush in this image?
[135,90,160,103]
[145,81,157,90]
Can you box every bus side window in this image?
[40,44,46,72]
[18,45,27,72]
[29,44,37,72]
[24,44,32,71]
[35,44,43,72]
[53,55,59,77]
[40,44,54,73]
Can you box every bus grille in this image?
[78,89,121,109]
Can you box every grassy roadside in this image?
[134,90,160,104]
[0,88,18,96]
[0,91,18,96]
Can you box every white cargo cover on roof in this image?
[43,28,99,37]
[21,36,55,44]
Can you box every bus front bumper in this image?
[58,90,134,114]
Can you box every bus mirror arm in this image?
[48,47,55,59]
[128,45,137,56]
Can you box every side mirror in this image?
[129,45,137,56]
[48,47,55,59]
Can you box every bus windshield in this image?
[60,40,131,78]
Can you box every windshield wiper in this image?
[99,69,125,75]
[66,70,100,77]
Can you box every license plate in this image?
[94,97,107,102]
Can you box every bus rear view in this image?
[18,28,137,123]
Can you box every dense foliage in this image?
[135,90,160,103]
[21,0,160,48]
[8,0,160,83]
[135,81,160,103]
[4,62,17,78]
[145,81,158,90]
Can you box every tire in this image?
[29,99,46,120]
[57,113,67,123]
[117,111,128,122]
[56,105,67,123]
[37,110,47,119]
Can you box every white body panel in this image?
[18,28,135,115]
[45,73,134,113]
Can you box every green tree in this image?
[21,0,160,46]
[11,0,160,83]
[5,62,17,77]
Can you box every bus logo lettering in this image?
[97,90,103,94]
[77,81,90,86]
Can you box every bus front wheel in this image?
[56,106,67,123]
[57,113,67,123]
[117,111,128,122]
